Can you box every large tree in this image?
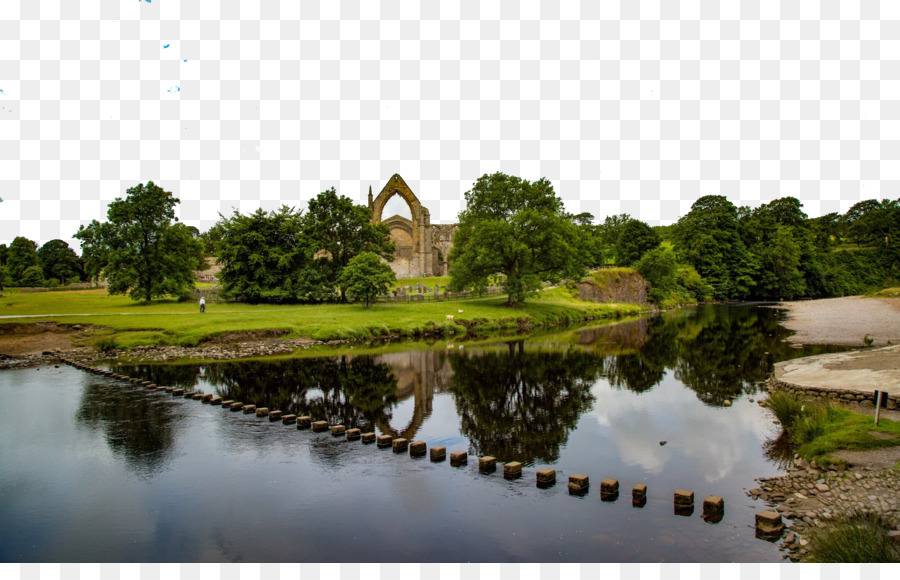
[215,206,310,302]
[37,239,85,284]
[74,181,204,301]
[447,172,588,306]
[303,188,395,302]
[672,195,757,300]
[7,236,39,285]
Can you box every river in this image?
[0,304,848,562]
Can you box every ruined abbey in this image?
[368,174,458,279]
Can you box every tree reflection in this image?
[75,380,181,477]
[597,305,848,406]
[201,356,399,430]
[448,343,598,465]
[115,363,201,389]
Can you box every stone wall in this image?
[430,224,458,277]
[770,377,899,410]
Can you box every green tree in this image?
[591,213,632,265]
[37,239,84,284]
[615,219,660,266]
[0,264,11,291]
[74,181,204,301]
[303,188,395,302]
[216,206,309,302]
[19,265,45,287]
[672,195,757,300]
[0,243,8,265]
[448,172,587,306]
[73,220,112,283]
[199,222,225,256]
[7,236,39,285]
[339,251,397,308]
[634,246,677,304]
[843,199,884,246]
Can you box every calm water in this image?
[0,305,847,562]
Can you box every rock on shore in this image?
[749,458,900,561]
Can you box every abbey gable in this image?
[368,174,457,279]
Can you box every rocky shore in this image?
[0,337,331,370]
[751,371,900,562]
[749,457,900,561]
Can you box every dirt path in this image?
[773,296,900,347]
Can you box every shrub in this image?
[793,403,829,444]
[94,337,119,353]
[762,390,806,431]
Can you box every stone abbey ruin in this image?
[368,174,458,279]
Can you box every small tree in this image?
[635,246,677,303]
[339,252,396,308]
[304,188,395,302]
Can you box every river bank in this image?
[757,295,900,561]
[0,287,647,363]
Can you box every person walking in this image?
[199,296,206,313]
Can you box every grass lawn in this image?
[0,286,645,349]
[390,275,450,290]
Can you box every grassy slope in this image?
[797,407,900,465]
[0,286,644,348]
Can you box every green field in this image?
[0,286,644,349]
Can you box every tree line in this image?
[2,175,897,307]
[68,181,396,305]
[0,237,87,290]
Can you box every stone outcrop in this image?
[577,269,650,306]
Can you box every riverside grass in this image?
[0,286,643,349]
[764,391,900,465]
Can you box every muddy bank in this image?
[0,322,89,357]
[773,296,900,347]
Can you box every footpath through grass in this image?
[0,286,644,348]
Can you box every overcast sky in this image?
[1,1,897,249]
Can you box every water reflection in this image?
[107,305,846,471]
[75,378,183,477]
[448,342,598,464]
[584,305,847,405]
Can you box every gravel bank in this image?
[774,296,900,347]
[750,458,900,561]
